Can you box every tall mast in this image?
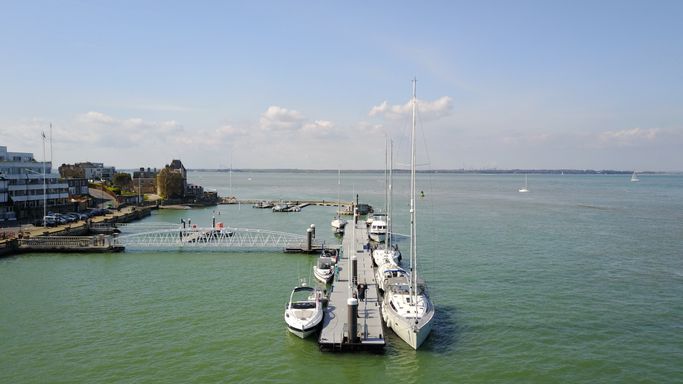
[384,135,388,250]
[337,168,341,218]
[42,131,47,227]
[388,139,393,249]
[410,78,418,317]
[49,123,53,167]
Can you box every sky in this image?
[1,0,682,171]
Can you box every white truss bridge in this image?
[114,224,310,251]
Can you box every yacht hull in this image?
[382,304,433,349]
[313,268,333,284]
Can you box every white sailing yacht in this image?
[373,139,400,265]
[381,79,435,350]
[519,174,529,193]
[331,169,348,234]
[630,171,640,182]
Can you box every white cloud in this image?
[78,111,116,125]
[259,106,305,130]
[369,96,453,120]
[302,120,335,137]
[597,127,661,146]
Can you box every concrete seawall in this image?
[0,206,153,258]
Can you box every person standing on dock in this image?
[358,283,366,301]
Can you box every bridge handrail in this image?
[117,226,307,239]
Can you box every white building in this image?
[0,145,69,224]
[80,162,116,182]
[0,176,14,225]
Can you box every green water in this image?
[1,172,682,383]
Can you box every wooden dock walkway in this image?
[318,220,385,351]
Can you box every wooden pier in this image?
[318,221,385,351]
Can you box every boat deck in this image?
[318,220,385,351]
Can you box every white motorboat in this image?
[331,217,347,234]
[368,218,387,243]
[331,169,347,234]
[366,212,387,226]
[272,202,291,212]
[284,282,323,338]
[252,200,273,209]
[381,79,435,350]
[313,256,334,284]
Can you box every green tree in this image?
[112,172,132,192]
[157,167,184,199]
[58,164,85,179]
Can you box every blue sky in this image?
[1,1,682,170]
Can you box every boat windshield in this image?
[291,301,316,310]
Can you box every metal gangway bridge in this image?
[113,223,325,252]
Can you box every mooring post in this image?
[351,255,357,286]
[310,224,316,239]
[306,228,313,251]
[212,215,216,228]
[347,297,358,344]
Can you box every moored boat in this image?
[382,278,434,349]
[368,219,387,243]
[331,169,348,234]
[381,79,435,349]
[253,200,274,209]
[375,261,408,292]
[313,256,334,284]
[372,245,401,266]
[284,282,323,338]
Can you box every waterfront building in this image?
[0,175,15,226]
[0,145,69,224]
[169,159,187,192]
[132,167,158,194]
[59,162,116,182]
[157,159,187,199]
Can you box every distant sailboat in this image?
[630,171,640,182]
[519,174,529,193]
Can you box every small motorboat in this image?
[284,282,323,339]
[272,202,291,212]
[253,200,273,209]
[331,217,347,234]
[313,256,335,284]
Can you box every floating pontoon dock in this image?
[318,220,385,351]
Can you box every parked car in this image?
[43,215,58,227]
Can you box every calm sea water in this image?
[1,171,682,383]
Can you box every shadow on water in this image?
[423,304,463,355]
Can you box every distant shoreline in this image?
[178,169,676,175]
